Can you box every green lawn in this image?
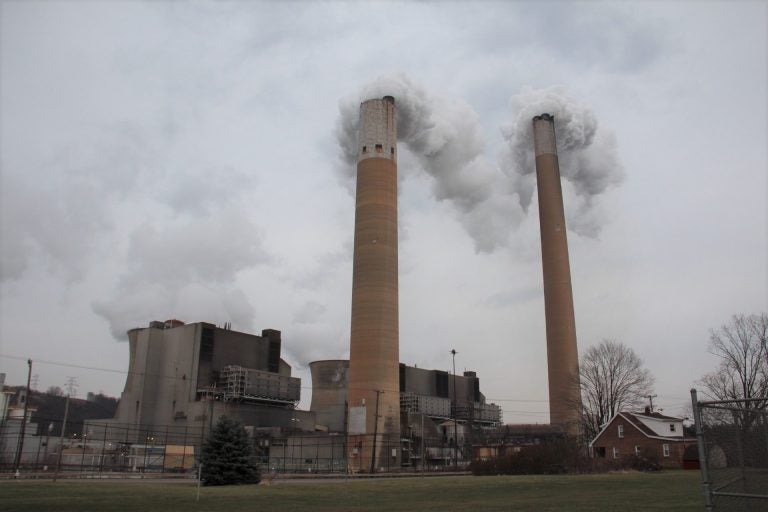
[2,471,704,512]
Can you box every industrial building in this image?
[310,359,501,468]
[0,376,43,468]
[1,106,592,476]
[104,320,315,440]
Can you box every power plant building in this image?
[532,114,583,434]
[311,360,501,429]
[106,320,315,439]
[310,359,500,467]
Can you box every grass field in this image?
[2,471,704,511]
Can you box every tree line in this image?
[577,312,767,440]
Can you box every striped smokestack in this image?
[532,113,582,435]
[347,96,400,471]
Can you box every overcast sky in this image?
[1,1,766,424]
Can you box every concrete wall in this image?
[115,323,203,428]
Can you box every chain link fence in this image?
[691,390,768,511]
[1,418,466,478]
[0,419,205,477]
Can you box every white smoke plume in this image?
[503,86,624,237]
[337,74,523,251]
[92,209,271,340]
[336,76,623,249]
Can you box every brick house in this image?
[589,409,697,469]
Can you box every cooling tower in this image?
[347,96,401,471]
[309,360,349,433]
[532,114,582,435]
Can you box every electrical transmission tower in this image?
[65,377,79,398]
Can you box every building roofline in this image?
[590,411,692,447]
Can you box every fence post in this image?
[100,424,108,475]
[691,389,713,512]
[196,463,202,502]
[162,426,168,475]
[181,425,188,473]
[79,427,87,474]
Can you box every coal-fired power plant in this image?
[347,96,401,471]
[532,114,583,434]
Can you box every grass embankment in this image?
[3,471,703,512]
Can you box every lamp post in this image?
[450,349,458,471]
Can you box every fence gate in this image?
[691,390,768,511]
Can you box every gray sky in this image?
[1,1,766,423]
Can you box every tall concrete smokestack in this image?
[347,96,400,471]
[532,113,582,435]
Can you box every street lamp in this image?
[450,349,458,471]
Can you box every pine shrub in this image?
[201,416,260,486]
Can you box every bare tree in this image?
[699,313,768,411]
[46,385,64,396]
[578,339,654,441]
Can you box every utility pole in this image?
[646,394,658,413]
[450,349,458,471]
[13,359,33,474]
[369,389,382,473]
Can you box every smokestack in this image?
[532,113,582,435]
[347,96,400,471]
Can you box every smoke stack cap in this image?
[382,95,395,104]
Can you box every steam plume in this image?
[503,86,624,237]
[336,76,624,249]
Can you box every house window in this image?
[663,444,670,457]
[618,424,624,438]
[634,445,641,456]
[670,424,676,432]
[613,447,619,459]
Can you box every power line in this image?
[4,353,686,413]
[1,354,127,375]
